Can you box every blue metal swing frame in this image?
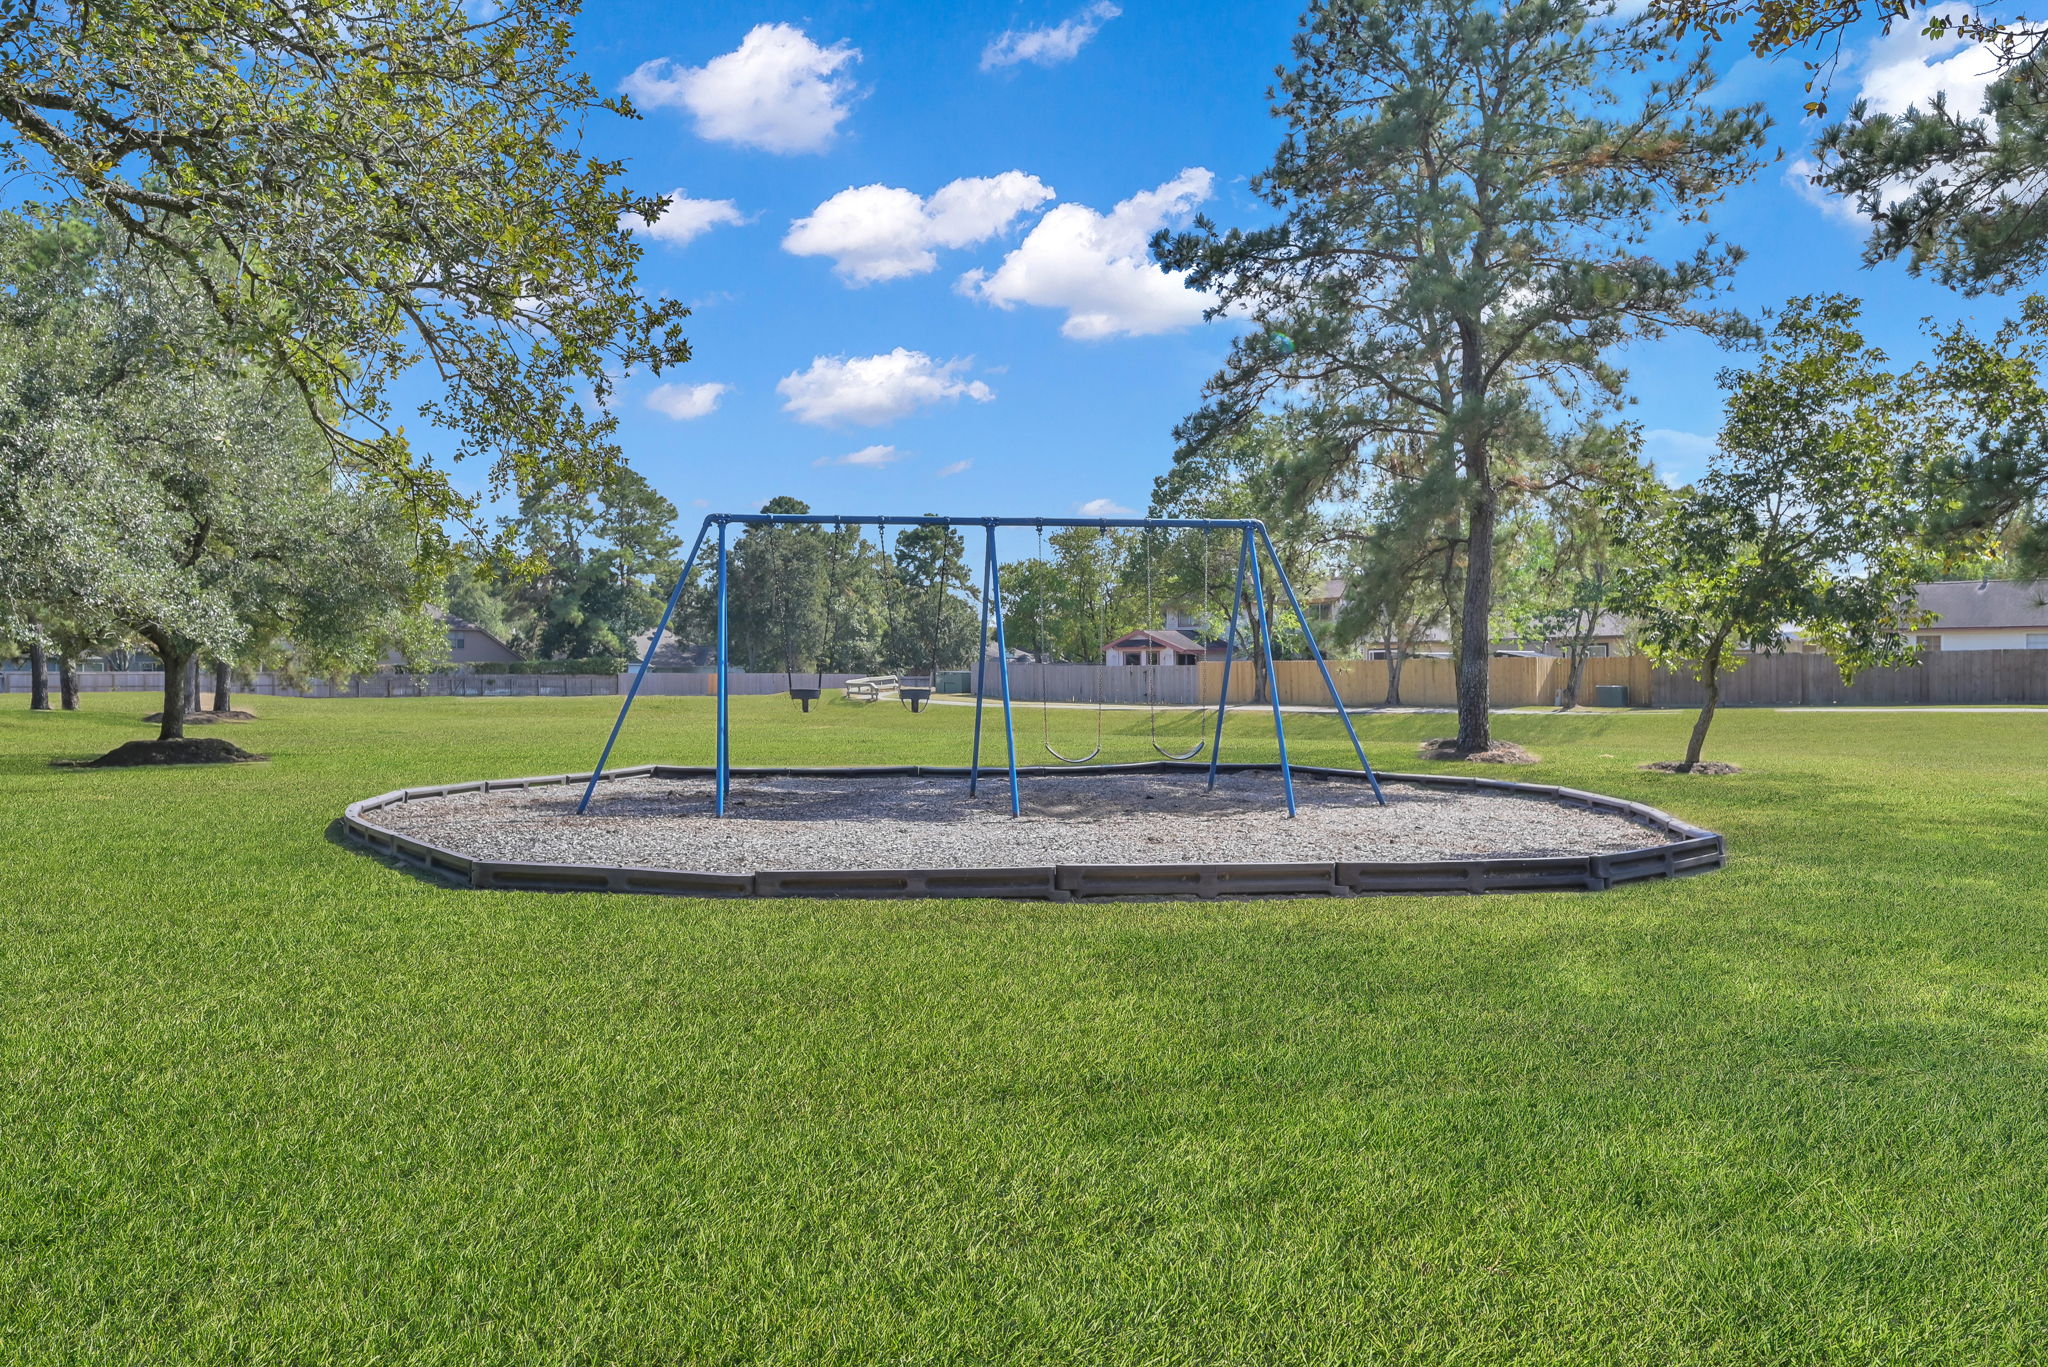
[574,513,1385,817]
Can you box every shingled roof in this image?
[1916,580,2048,630]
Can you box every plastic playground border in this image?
[339,762,1726,901]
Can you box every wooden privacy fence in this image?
[0,671,627,698]
[14,650,2048,707]
[1649,649,2048,707]
[996,663,1204,706]
[1200,655,1656,708]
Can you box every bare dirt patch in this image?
[1419,737,1541,765]
[140,708,259,724]
[77,737,267,767]
[1641,760,1742,775]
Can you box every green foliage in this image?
[1155,0,1767,750]
[884,522,979,677]
[501,467,681,662]
[1005,528,1134,663]
[440,566,528,649]
[1643,1,2029,115]
[0,1,690,526]
[1817,54,2048,294]
[1151,415,1334,670]
[728,498,830,676]
[1912,297,2048,577]
[0,210,436,738]
[1610,297,1932,764]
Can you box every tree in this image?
[1152,415,1335,701]
[1155,0,1767,755]
[1609,297,1932,769]
[442,565,530,652]
[0,1,690,530]
[729,498,829,678]
[1907,300,2048,577]
[1816,52,2048,295]
[817,525,891,674]
[1643,1,2038,115]
[884,523,979,677]
[1501,455,1654,708]
[21,617,50,711]
[0,211,437,747]
[1332,475,1461,707]
[503,468,681,661]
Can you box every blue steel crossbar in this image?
[573,511,1382,815]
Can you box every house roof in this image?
[428,606,515,651]
[1107,628,1205,653]
[1916,580,2048,631]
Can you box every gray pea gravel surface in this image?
[371,771,1675,872]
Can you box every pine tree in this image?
[1155,0,1767,753]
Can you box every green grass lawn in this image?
[4,692,2047,1365]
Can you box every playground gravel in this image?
[371,771,1675,872]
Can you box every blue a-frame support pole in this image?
[1205,531,1251,790]
[1257,524,1385,805]
[573,511,1379,818]
[714,518,731,815]
[1244,527,1298,816]
[575,517,712,815]
[969,532,994,797]
[967,523,1022,815]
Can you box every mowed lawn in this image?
[4,692,2047,1366]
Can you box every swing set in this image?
[576,513,1384,818]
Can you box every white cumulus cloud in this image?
[1075,497,1134,517]
[646,381,728,420]
[784,172,1055,284]
[959,168,1219,339]
[813,444,903,468]
[620,190,748,247]
[937,459,972,477]
[777,349,994,427]
[982,2,1120,70]
[1640,427,1716,484]
[622,24,859,155]
[1792,15,2002,226]
[1856,13,1999,117]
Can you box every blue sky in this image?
[465,1,2023,527]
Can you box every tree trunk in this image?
[1245,597,1271,705]
[152,636,190,741]
[1455,487,1495,753]
[1382,622,1404,707]
[213,659,232,713]
[1557,645,1588,710]
[59,655,79,710]
[1683,638,1727,769]
[26,634,50,710]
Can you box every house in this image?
[1103,628,1210,666]
[383,608,521,669]
[440,614,522,665]
[1912,580,2048,650]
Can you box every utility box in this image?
[1593,683,1630,708]
[936,669,973,694]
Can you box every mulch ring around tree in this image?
[62,738,269,768]
[1640,760,1742,775]
[1419,737,1540,765]
[141,708,260,723]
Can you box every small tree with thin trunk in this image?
[1610,296,1930,769]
